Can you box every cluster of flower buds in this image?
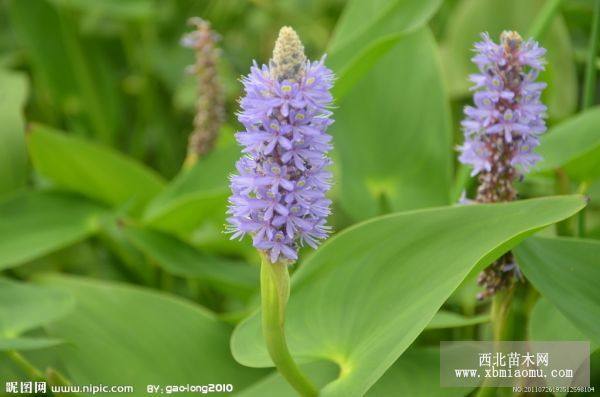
[181,17,225,163]
[459,31,547,299]
[227,27,334,264]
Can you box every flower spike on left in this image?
[226,26,334,397]
[227,26,334,265]
[181,17,225,167]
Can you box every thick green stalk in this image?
[260,253,317,397]
[583,0,600,109]
[491,287,515,342]
[476,286,520,397]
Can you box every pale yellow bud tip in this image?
[500,30,522,50]
[271,26,306,81]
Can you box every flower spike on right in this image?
[458,31,547,300]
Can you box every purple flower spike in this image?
[459,31,547,301]
[227,27,334,263]
[459,31,547,203]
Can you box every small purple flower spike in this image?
[227,27,334,264]
[459,31,547,203]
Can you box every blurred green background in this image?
[0,0,599,395]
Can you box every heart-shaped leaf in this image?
[0,191,105,270]
[331,28,452,221]
[442,0,577,120]
[515,236,600,345]
[238,348,473,397]
[366,348,473,397]
[427,311,489,330]
[37,275,267,389]
[231,196,585,396]
[27,124,165,214]
[534,107,600,181]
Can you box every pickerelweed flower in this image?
[227,26,334,264]
[458,31,547,299]
[181,17,225,165]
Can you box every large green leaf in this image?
[238,362,338,397]
[0,70,28,196]
[0,191,104,270]
[327,0,443,98]
[530,298,594,345]
[238,349,472,397]
[426,311,489,330]
[143,144,237,234]
[27,125,164,213]
[0,337,64,351]
[515,236,600,345]
[365,348,473,397]
[534,107,600,181]
[123,226,258,296]
[0,278,73,351]
[331,28,452,221]
[231,196,585,396]
[37,275,266,389]
[443,0,577,120]
[0,278,73,338]
[529,298,598,397]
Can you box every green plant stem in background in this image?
[491,288,515,342]
[582,0,600,109]
[477,284,532,397]
[476,290,513,396]
[56,8,113,145]
[450,164,472,203]
[577,182,591,237]
[575,0,600,238]
[46,367,80,397]
[527,0,564,39]
[260,252,317,397]
[6,350,76,394]
[554,169,573,236]
[6,350,44,380]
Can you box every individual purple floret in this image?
[459,31,547,203]
[226,27,334,264]
[458,31,547,301]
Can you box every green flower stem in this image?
[491,287,515,342]
[527,0,564,39]
[478,282,536,397]
[260,252,318,397]
[6,350,45,380]
[7,350,80,397]
[46,367,81,397]
[583,0,600,109]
